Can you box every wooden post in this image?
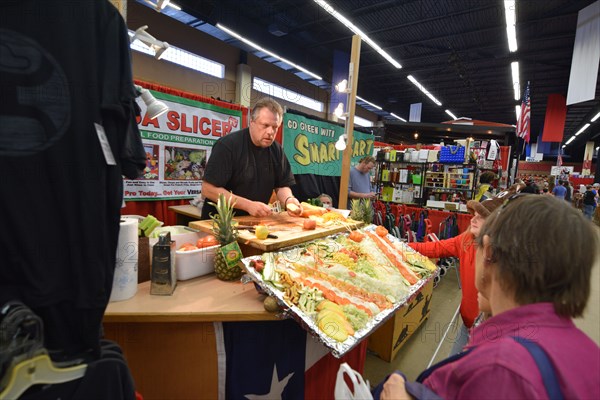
[338,35,361,210]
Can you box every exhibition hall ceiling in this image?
[153,0,599,152]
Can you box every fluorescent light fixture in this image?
[335,79,348,93]
[167,1,181,10]
[130,25,170,60]
[135,85,169,119]
[157,0,170,10]
[313,0,402,69]
[515,105,521,121]
[407,75,442,106]
[335,134,347,151]
[253,77,324,112]
[562,145,566,148]
[591,111,600,122]
[574,123,590,136]
[390,113,406,122]
[596,146,599,151]
[445,109,458,120]
[356,95,382,110]
[565,136,575,145]
[511,61,520,100]
[129,30,224,78]
[217,23,322,80]
[504,0,518,52]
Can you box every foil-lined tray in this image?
[241,226,435,358]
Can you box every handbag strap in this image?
[512,336,564,400]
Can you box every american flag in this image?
[557,148,563,167]
[516,81,531,143]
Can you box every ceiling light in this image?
[591,111,600,122]
[131,25,170,60]
[356,96,382,110]
[156,0,170,10]
[565,136,575,145]
[390,113,406,122]
[407,75,442,106]
[335,79,348,93]
[445,109,458,120]
[515,105,521,121]
[217,24,322,80]
[135,85,169,119]
[562,145,566,148]
[596,146,599,151]
[335,134,347,151]
[574,123,590,136]
[504,0,518,52]
[413,132,419,140]
[511,61,520,100]
[313,0,402,69]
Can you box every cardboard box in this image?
[368,278,434,362]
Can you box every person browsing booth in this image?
[200,98,302,219]
[408,184,524,356]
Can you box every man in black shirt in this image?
[201,98,302,218]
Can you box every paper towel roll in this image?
[110,217,139,302]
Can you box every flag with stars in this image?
[214,319,368,399]
[217,319,306,399]
[516,81,531,143]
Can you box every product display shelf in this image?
[423,163,477,207]
[375,160,427,206]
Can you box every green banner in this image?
[283,113,375,176]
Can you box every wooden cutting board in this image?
[189,213,362,252]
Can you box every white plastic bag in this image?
[334,362,373,400]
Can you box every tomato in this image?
[197,235,219,248]
[303,219,317,230]
[375,226,389,237]
[179,242,198,251]
[348,231,365,242]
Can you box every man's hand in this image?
[247,201,273,217]
[285,198,303,217]
[365,191,377,199]
[381,373,411,400]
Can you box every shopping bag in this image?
[439,145,465,163]
[334,363,373,400]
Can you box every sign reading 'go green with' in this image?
[283,113,375,176]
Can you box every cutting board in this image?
[189,213,363,252]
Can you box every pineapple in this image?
[350,199,374,224]
[209,193,241,281]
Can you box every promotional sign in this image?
[283,113,374,176]
[582,141,595,175]
[125,90,244,200]
[550,166,574,176]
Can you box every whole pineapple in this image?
[210,193,241,281]
[350,199,374,224]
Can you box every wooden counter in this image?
[104,275,276,323]
[168,204,202,226]
[104,273,368,399]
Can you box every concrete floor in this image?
[363,246,600,386]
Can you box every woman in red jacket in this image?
[408,184,523,355]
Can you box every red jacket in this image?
[409,232,478,328]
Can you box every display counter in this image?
[104,275,367,399]
[104,215,367,399]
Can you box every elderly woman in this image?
[380,195,600,399]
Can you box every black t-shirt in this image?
[0,0,144,354]
[201,128,295,219]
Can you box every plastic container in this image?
[175,245,219,280]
